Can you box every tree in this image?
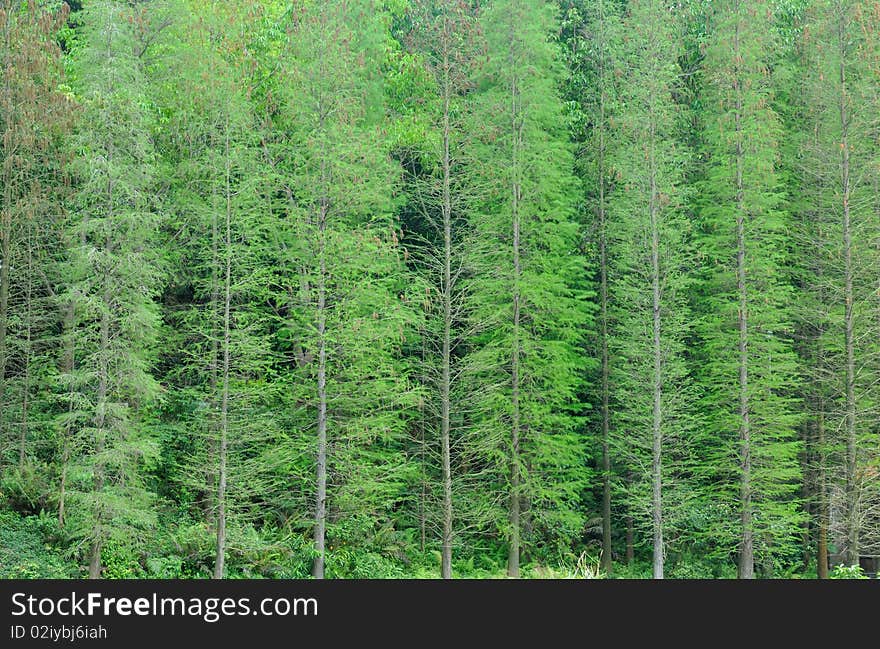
[61,0,162,579]
[558,0,624,575]
[0,0,71,478]
[797,0,880,567]
[396,0,483,579]
[696,0,804,578]
[270,0,415,579]
[467,0,591,578]
[606,0,697,580]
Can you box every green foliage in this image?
[0,0,878,580]
[829,564,869,580]
[0,510,74,578]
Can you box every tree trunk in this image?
[312,185,329,580]
[838,19,858,566]
[817,404,829,579]
[649,121,663,580]
[214,120,232,580]
[89,295,110,580]
[507,37,522,580]
[597,0,613,576]
[733,9,754,580]
[625,512,634,565]
[58,294,76,528]
[19,231,33,467]
[440,51,454,580]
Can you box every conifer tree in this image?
[61,0,163,578]
[397,0,483,578]
[558,0,624,575]
[798,0,880,566]
[467,0,590,577]
[271,0,415,578]
[608,0,696,580]
[696,0,804,578]
[0,0,71,479]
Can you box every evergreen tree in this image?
[695,0,804,578]
[60,0,163,578]
[468,0,591,577]
[607,0,696,580]
[269,0,415,578]
[0,0,71,483]
[797,0,880,566]
[558,0,624,575]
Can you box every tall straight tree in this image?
[558,0,623,575]
[608,0,696,580]
[0,0,71,472]
[272,0,414,579]
[798,0,880,566]
[153,0,279,580]
[697,0,804,578]
[399,0,483,579]
[61,0,162,579]
[470,0,591,577]
[466,0,592,577]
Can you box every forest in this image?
[0,0,879,580]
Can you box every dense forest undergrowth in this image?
[1,0,879,579]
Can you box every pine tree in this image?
[798,0,880,566]
[270,0,415,578]
[0,0,71,481]
[60,0,163,578]
[152,0,281,579]
[396,0,483,578]
[558,0,624,575]
[695,0,804,578]
[607,0,696,580]
[470,0,591,577]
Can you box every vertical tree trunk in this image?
[58,300,76,529]
[440,50,454,580]
[817,403,829,579]
[312,180,329,580]
[597,0,613,576]
[19,229,33,467]
[649,121,663,580]
[214,120,232,580]
[837,17,858,565]
[732,7,754,580]
[507,31,523,579]
[625,512,634,564]
[0,199,8,456]
[88,294,110,580]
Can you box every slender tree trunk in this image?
[89,293,110,580]
[597,0,613,576]
[214,120,232,580]
[419,332,427,555]
[312,189,329,579]
[625,512,634,564]
[440,50,454,580]
[19,230,33,467]
[733,10,754,580]
[58,295,76,528]
[838,19,858,565]
[506,34,523,579]
[649,121,663,580]
[0,199,8,455]
[817,402,829,579]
